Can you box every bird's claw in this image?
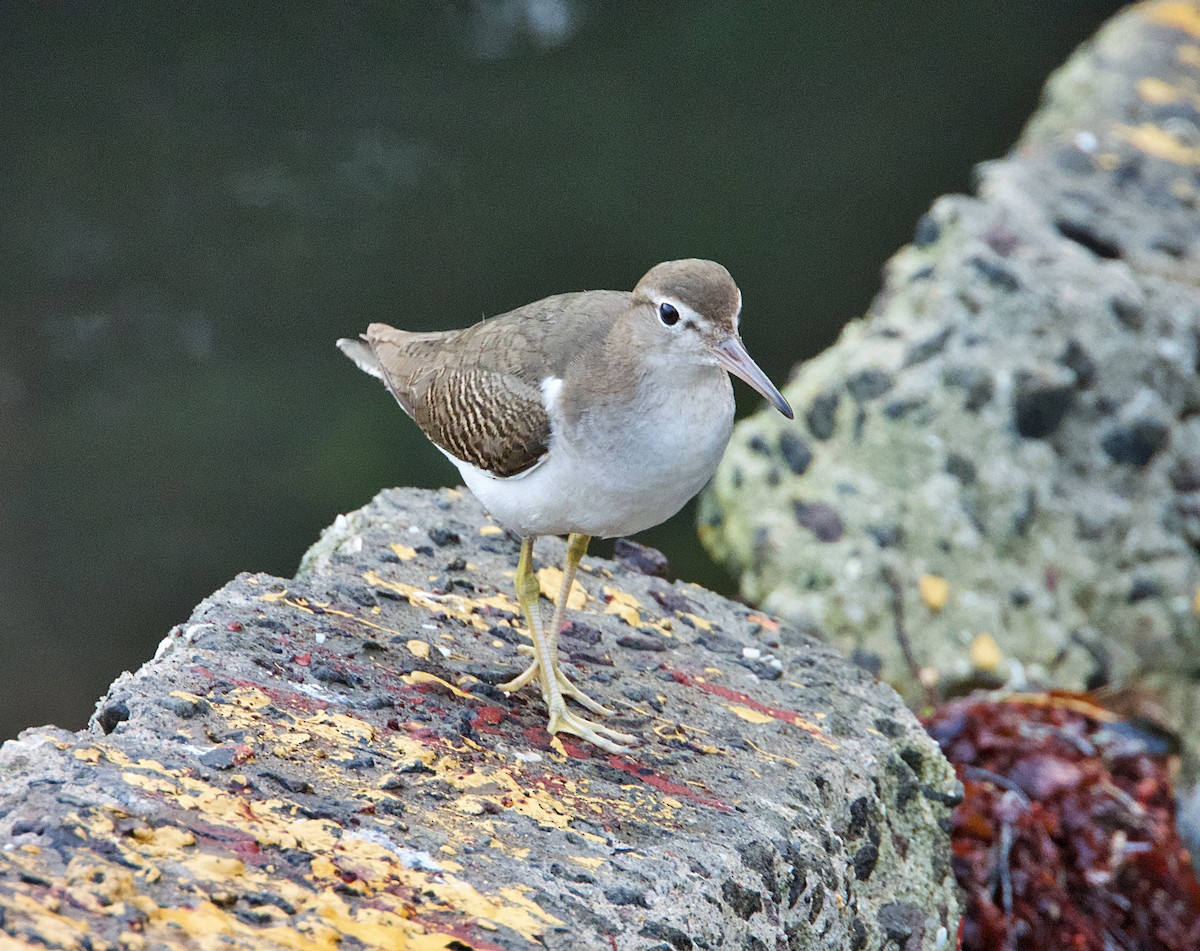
[499,653,615,717]
[547,702,636,754]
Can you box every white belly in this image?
[449,372,735,538]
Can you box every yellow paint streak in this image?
[537,567,588,609]
[742,737,802,768]
[568,855,605,871]
[186,853,247,881]
[261,587,411,640]
[65,752,569,946]
[121,771,181,796]
[603,586,641,626]
[680,612,713,631]
[479,523,505,536]
[403,670,481,701]
[919,574,949,612]
[454,795,489,815]
[1147,1,1200,39]
[306,708,375,743]
[1172,176,1196,201]
[390,543,419,560]
[726,704,775,725]
[650,720,717,750]
[1193,586,1200,615]
[451,766,577,830]
[1115,122,1200,165]
[129,825,196,856]
[970,633,1003,672]
[1138,76,1200,110]
[1178,43,1200,68]
[363,569,521,633]
[12,655,720,948]
[406,639,431,659]
[64,856,140,906]
[3,892,88,945]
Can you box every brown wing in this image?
[355,289,630,479]
[362,325,552,478]
[412,367,550,477]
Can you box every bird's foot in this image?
[547,699,636,754]
[496,653,538,694]
[499,647,615,717]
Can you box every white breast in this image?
[446,367,735,538]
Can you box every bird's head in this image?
[631,259,793,418]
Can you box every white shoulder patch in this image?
[541,376,564,411]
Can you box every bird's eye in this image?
[658,302,680,326]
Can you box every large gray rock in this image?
[701,1,1200,762]
[0,488,959,950]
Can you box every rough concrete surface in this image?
[702,2,1200,765]
[0,488,959,950]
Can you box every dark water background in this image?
[0,2,1123,740]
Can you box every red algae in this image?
[925,694,1200,950]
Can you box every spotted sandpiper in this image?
[339,259,793,751]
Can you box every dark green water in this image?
[0,2,1122,740]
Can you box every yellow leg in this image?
[498,535,634,752]
[500,534,609,712]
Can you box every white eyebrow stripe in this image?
[656,295,702,325]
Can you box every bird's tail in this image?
[336,337,386,381]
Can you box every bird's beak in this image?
[714,335,794,419]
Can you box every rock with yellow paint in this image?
[702,0,1200,795]
[1,486,960,949]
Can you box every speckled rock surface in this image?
[0,488,959,950]
[702,2,1200,762]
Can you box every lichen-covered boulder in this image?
[0,488,959,950]
[701,1,1200,760]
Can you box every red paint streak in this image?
[229,679,327,712]
[227,621,244,632]
[185,817,271,867]
[746,613,779,631]
[293,652,311,666]
[200,830,268,866]
[428,922,507,951]
[470,706,506,735]
[474,706,505,725]
[558,736,598,760]
[524,772,574,801]
[606,935,618,951]
[670,669,828,744]
[604,756,728,811]
[522,726,555,751]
